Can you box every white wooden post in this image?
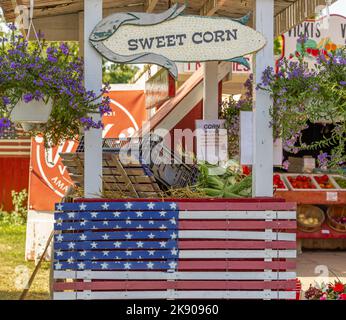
[253,0,274,197]
[203,61,219,120]
[84,0,103,197]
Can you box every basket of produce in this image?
[331,176,346,189]
[285,174,318,190]
[297,205,325,232]
[326,206,346,233]
[313,175,337,190]
[273,174,288,190]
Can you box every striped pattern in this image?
[53,200,297,300]
[0,127,31,156]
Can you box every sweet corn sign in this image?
[90,4,266,78]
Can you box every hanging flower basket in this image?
[10,97,53,131]
[0,24,111,146]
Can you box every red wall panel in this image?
[0,157,30,211]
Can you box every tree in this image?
[103,61,139,84]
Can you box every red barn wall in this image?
[0,157,30,211]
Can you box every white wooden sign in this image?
[90,4,266,78]
[196,119,228,164]
[240,111,283,166]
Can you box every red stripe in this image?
[179,240,297,249]
[54,279,297,291]
[178,260,296,270]
[180,220,296,230]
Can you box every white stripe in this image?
[54,271,296,281]
[179,249,296,259]
[0,151,30,155]
[0,145,31,149]
[178,211,296,220]
[178,230,296,241]
[54,290,296,300]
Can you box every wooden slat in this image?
[54,279,297,291]
[54,270,296,280]
[54,290,296,300]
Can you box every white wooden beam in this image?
[145,0,159,13]
[253,0,274,197]
[84,0,103,198]
[203,61,219,120]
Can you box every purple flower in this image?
[340,81,346,86]
[47,55,58,63]
[282,160,290,170]
[23,93,34,103]
[0,118,11,130]
[317,152,329,168]
[59,43,69,55]
[8,23,17,31]
[2,97,10,106]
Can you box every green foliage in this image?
[103,61,138,84]
[0,189,28,225]
[258,38,346,168]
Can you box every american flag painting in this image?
[53,199,297,300]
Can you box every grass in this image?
[0,223,50,300]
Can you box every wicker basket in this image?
[297,205,325,232]
[326,206,346,233]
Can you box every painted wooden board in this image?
[53,200,296,300]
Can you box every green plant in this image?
[0,24,111,147]
[258,36,346,168]
[0,189,28,225]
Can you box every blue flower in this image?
[23,93,34,103]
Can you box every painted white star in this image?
[148,233,155,239]
[91,242,98,248]
[125,233,132,239]
[56,219,63,226]
[91,212,98,218]
[92,225,97,230]
[170,232,177,239]
[125,202,133,209]
[136,211,143,217]
[159,224,167,230]
[79,203,87,210]
[103,220,109,226]
[124,262,131,269]
[113,241,122,248]
[147,262,154,269]
[115,224,120,229]
[148,220,154,225]
[56,250,63,257]
[169,218,176,225]
[79,250,87,257]
[67,256,74,264]
[68,226,75,231]
[136,224,143,229]
[79,234,87,241]
[102,233,109,240]
[67,212,75,218]
[68,242,75,249]
[102,203,109,210]
[55,262,62,270]
[169,261,177,269]
[170,203,177,210]
[80,220,86,226]
[101,262,108,269]
[103,251,109,256]
[92,256,97,260]
[136,241,144,248]
[159,241,167,248]
[56,234,64,242]
[126,250,132,256]
[159,211,166,217]
[78,262,85,269]
[56,204,63,211]
[147,202,155,209]
[171,248,178,256]
[113,212,120,217]
[148,250,155,256]
[126,219,132,225]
